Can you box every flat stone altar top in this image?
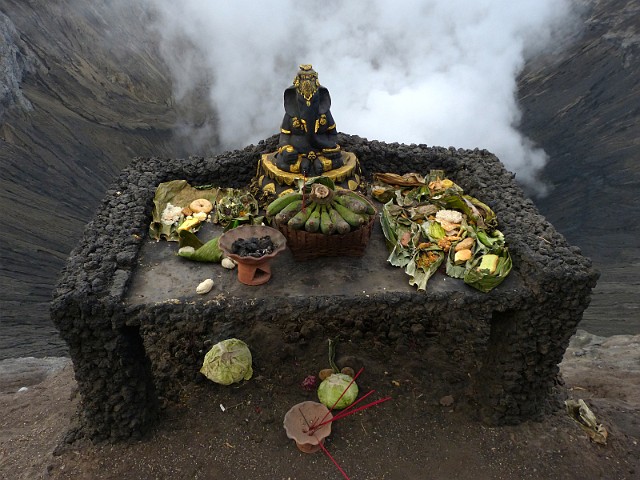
[126,221,523,306]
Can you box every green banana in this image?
[288,203,317,230]
[328,206,351,234]
[334,191,375,215]
[274,199,303,225]
[333,194,367,214]
[266,192,303,216]
[304,205,322,232]
[320,205,335,235]
[331,201,368,228]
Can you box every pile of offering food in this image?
[266,176,375,235]
[372,170,512,292]
[147,170,510,293]
[264,176,377,260]
[148,180,263,263]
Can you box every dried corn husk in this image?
[565,399,608,445]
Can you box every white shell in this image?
[196,278,214,294]
[221,257,237,270]
[178,246,195,255]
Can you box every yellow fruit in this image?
[454,237,475,252]
[454,249,472,263]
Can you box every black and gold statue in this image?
[257,64,360,196]
[275,64,343,176]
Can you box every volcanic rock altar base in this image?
[50,134,598,441]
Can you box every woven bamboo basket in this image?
[275,216,375,261]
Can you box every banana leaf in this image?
[387,242,413,268]
[407,247,445,291]
[435,194,497,230]
[214,189,259,227]
[463,247,512,292]
[424,220,446,241]
[178,230,204,249]
[379,202,399,250]
[425,170,464,197]
[565,399,609,445]
[405,185,432,204]
[302,175,336,191]
[377,169,511,293]
[386,222,422,266]
[177,230,223,263]
[373,172,426,187]
[425,169,446,184]
[445,225,480,278]
[408,204,439,223]
[223,214,265,231]
[149,180,219,241]
[391,188,416,207]
[371,182,397,203]
[476,228,503,245]
[383,203,405,219]
[445,247,468,279]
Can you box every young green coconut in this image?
[317,339,358,410]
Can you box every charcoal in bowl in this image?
[231,235,275,257]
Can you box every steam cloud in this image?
[147,0,577,191]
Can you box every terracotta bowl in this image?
[283,401,333,454]
[218,225,287,285]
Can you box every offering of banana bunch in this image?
[265,177,375,235]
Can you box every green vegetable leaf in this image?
[425,220,446,241]
[200,339,253,385]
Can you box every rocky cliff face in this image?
[0,1,177,356]
[518,0,639,334]
[0,0,638,358]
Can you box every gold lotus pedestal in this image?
[256,151,361,197]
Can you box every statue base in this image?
[255,151,361,197]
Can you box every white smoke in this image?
[146,0,577,191]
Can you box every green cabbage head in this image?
[200,338,253,385]
[317,373,358,409]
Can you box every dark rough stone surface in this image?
[517,0,640,336]
[50,134,598,441]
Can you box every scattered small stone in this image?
[221,257,236,269]
[440,395,455,407]
[178,246,195,256]
[196,278,214,294]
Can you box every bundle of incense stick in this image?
[311,367,391,431]
[304,367,392,480]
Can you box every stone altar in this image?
[51,134,598,441]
